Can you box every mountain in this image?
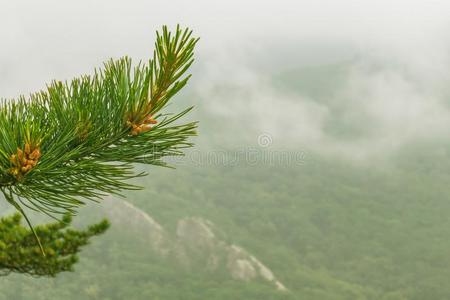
[2,61,450,299]
[104,197,287,291]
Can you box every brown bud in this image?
[17,148,23,161]
[140,124,152,133]
[144,115,158,124]
[29,149,41,160]
[24,143,31,155]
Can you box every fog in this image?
[4,2,450,299]
[1,0,450,160]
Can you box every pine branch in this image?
[0,26,199,223]
[0,213,109,277]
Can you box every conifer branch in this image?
[0,26,199,224]
[0,213,109,277]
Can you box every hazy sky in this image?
[1,1,450,160]
[1,0,449,93]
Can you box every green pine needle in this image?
[0,25,199,249]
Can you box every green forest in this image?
[2,148,450,299]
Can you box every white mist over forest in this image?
[2,2,450,299]
[2,1,450,160]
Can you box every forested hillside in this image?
[2,62,450,299]
[2,144,450,299]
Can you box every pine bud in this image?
[29,149,41,160]
[9,168,19,176]
[9,145,41,179]
[17,149,23,161]
[24,143,31,155]
[140,124,152,133]
[144,115,158,125]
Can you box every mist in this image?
[3,2,450,299]
[2,1,450,162]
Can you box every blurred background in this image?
[1,1,450,299]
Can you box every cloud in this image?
[1,0,450,161]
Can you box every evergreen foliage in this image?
[0,25,198,251]
[0,213,109,277]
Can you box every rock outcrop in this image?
[175,217,287,291]
[89,199,288,291]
